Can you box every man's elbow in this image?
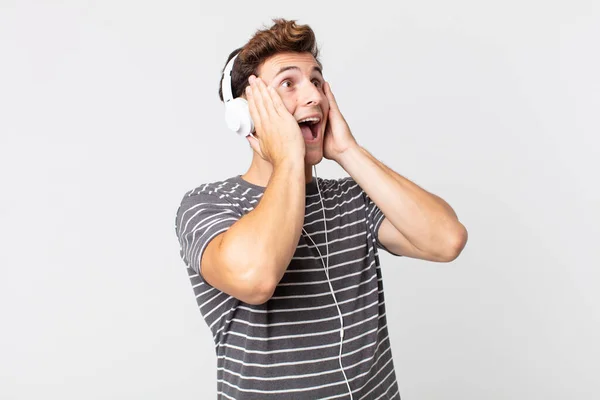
[242,264,278,305]
[246,281,276,305]
[440,224,468,262]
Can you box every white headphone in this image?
[222,53,255,137]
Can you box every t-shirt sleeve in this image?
[343,176,403,257]
[175,192,243,277]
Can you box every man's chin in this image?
[304,152,324,167]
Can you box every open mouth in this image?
[297,116,321,142]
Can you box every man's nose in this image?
[300,82,321,107]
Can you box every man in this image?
[175,18,467,399]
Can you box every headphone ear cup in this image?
[225,98,254,137]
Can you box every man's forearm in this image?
[337,145,465,254]
[221,160,306,292]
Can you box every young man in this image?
[175,19,467,400]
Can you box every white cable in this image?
[301,165,354,400]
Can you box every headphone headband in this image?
[221,51,254,136]
[222,53,238,103]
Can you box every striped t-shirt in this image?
[174,174,402,399]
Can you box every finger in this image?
[267,86,287,116]
[250,77,269,122]
[256,78,276,118]
[245,84,262,133]
[324,82,339,112]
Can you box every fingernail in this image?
[249,75,255,84]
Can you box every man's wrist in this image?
[336,144,363,169]
[273,156,305,175]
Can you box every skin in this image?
[242,51,349,184]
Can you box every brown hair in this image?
[218,18,322,102]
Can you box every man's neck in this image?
[241,155,313,188]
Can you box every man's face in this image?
[257,52,330,166]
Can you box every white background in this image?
[1,1,599,399]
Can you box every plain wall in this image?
[1,1,598,399]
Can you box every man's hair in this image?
[218,18,322,102]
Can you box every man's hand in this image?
[245,76,306,167]
[322,81,359,163]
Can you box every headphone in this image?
[221,50,353,399]
[222,53,255,137]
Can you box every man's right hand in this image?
[245,76,306,167]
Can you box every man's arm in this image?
[320,81,467,262]
[337,145,468,262]
[202,76,308,305]
[201,160,306,305]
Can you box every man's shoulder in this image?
[316,176,364,206]
[178,175,244,206]
[318,175,361,194]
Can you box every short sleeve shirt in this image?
[175,175,402,399]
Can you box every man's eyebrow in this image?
[274,65,324,78]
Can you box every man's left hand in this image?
[322,82,359,163]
